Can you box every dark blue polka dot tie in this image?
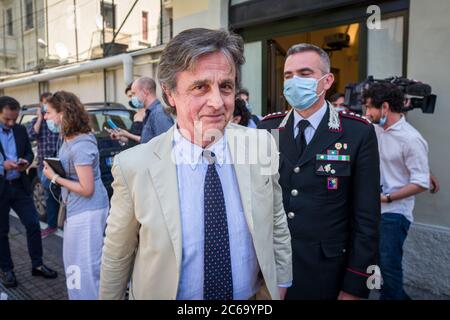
[203,150,233,300]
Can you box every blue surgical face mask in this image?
[46,119,60,133]
[379,111,387,126]
[283,74,328,110]
[42,104,48,113]
[130,96,144,109]
[245,101,253,113]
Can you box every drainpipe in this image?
[0,53,133,89]
[73,0,79,62]
[122,54,133,86]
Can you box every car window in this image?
[88,110,134,138]
[21,114,37,127]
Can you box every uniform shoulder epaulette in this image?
[261,111,288,122]
[340,111,371,125]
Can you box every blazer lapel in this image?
[12,125,22,158]
[147,125,182,273]
[298,104,343,167]
[226,125,254,235]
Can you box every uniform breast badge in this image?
[327,177,339,190]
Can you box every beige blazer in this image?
[99,123,292,300]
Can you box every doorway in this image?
[266,23,360,113]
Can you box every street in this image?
[1,212,448,300]
[0,211,67,300]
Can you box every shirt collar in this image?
[293,101,328,131]
[382,115,406,132]
[173,126,227,170]
[146,99,160,112]
[0,124,12,134]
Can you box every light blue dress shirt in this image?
[140,100,174,144]
[173,128,260,300]
[0,125,20,180]
[293,101,327,144]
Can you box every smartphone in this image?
[17,159,28,168]
[107,118,119,130]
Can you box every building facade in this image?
[0,0,173,106]
[0,0,449,297]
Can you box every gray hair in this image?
[158,28,245,107]
[135,77,156,94]
[286,43,331,75]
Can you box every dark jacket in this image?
[0,124,35,194]
[258,103,380,299]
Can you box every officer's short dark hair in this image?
[330,93,345,103]
[287,43,330,75]
[40,92,52,103]
[0,96,20,113]
[363,82,404,113]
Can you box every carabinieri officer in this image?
[258,43,380,300]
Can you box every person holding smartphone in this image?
[27,92,61,238]
[42,91,109,300]
[0,96,58,289]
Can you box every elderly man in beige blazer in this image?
[99,28,292,300]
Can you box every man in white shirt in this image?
[364,82,430,300]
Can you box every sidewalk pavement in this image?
[1,211,448,300]
[0,212,67,300]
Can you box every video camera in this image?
[344,76,437,114]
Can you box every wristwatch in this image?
[51,174,60,185]
[385,193,392,203]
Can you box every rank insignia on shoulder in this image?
[327,177,339,190]
[341,111,372,125]
[260,111,288,122]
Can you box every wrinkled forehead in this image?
[181,51,236,80]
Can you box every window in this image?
[24,0,34,30]
[101,2,116,29]
[6,8,13,36]
[88,110,134,136]
[367,16,404,78]
[142,11,148,41]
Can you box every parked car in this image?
[19,102,137,221]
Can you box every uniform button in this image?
[293,167,300,173]
[342,249,346,253]
[287,212,295,219]
[291,189,299,197]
